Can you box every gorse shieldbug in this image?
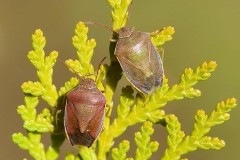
[85,3,164,94]
[63,64,106,147]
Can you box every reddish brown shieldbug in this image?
[85,2,164,95]
[63,62,106,147]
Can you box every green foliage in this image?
[12,132,59,160]
[135,121,159,160]
[108,0,132,30]
[12,29,60,160]
[66,22,96,76]
[78,146,97,160]
[12,0,237,160]
[58,77,79,97]
[27,29,58,107]
[151,26,175,47]
[112,140,131,160]
[161,98,237,160]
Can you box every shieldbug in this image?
[114,27,163,94]
[84,0,164,95]
[63,63,106,147]
[85,23,164,95]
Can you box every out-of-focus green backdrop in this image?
[1,0,240,159]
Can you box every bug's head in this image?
[79,78,97,90]
[118,27,134,38]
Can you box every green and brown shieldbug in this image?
[114,27,163,94]
[84,25,164,95]
[85,1,164,95]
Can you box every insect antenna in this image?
[84,21,117,34]
[95,56,107,81]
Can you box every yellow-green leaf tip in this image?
[151,26,175,47]
[32,29,46,51]
[111,140,130,160]
[21,81,45,96]
[108,0,133,30]
[135,121,159,159]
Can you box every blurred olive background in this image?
[1,0,240,159]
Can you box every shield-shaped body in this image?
[64,78,106,147]
[114,27,164,94]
